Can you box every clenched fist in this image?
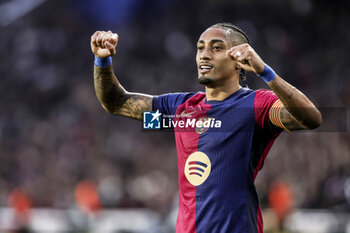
[91,31,119,58]
[226,43,265,75]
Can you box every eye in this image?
[197,46,204,51]
[213,46,222,51]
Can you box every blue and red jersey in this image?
[152,87,283,233]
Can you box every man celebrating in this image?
[91,23,321,233]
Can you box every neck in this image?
[205,77,241,101]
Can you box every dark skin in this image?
[91,28,322,130]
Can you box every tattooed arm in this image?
[227,44,322,131]
[94,65,152,120]
[267,76,322,130]
[91,31,152,121]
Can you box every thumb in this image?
[105,41,116,56]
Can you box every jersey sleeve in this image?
[152,92,196,116]
[254,89,283,135]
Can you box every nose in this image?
[199,47,211,60]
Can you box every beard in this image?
[198,76,214,85]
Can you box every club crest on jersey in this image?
[195,117,213,134]
[184,151,211,186]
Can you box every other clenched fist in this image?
[226,43,265,75]
[91,31,119,58]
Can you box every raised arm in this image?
[266,75,321,130]
[91,31,153,121]
[227,44,322,131]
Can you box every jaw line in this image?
[198,75,213,86]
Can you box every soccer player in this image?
[91,23,322,233]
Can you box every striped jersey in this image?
[152,87,282,233]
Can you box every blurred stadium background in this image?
[0,0,349,232]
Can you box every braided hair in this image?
[210,23,250,81]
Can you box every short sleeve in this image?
[152,92,196,116]
[254,89,283,134]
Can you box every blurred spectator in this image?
[268,181,294,232]
[8,188,32,233]
[75,180,100,216]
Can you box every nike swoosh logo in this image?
[180,110,196,117]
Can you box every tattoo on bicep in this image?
[115,94,152,120]
[280,107,305,130]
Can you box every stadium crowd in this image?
[0,0,349,230]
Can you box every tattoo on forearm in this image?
[94,66,122,106]
[270,84,301,117]
[94,66,152,120]
[268,76,321,130]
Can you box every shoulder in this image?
[239,87,256,97]
[253,89,278,106]
[154,92,199,103]
[228,87,255,102]
[152,92,201,113]
[254,89,277,98]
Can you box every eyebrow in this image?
[197,39,225,44]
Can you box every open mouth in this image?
[199,64,213,74]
